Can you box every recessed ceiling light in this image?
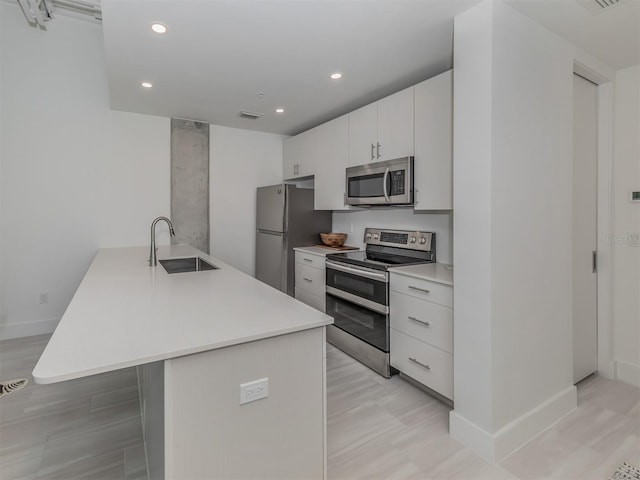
[330,72,342,80]
[151,23,167,34]
[275,108,284,114]
[141,82,153,88]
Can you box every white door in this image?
[573,73,598,383]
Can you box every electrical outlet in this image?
[240,377,268,405]
[39,293,48,305]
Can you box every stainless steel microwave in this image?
[345,157,414,206]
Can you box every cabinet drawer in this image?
[390,329,453,400]
[295,288,326,313]
[390,291,453,353]
[295,264,325,297]
[390,273,452,307]
[295,251,326,270]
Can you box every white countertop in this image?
[388,263,454,286]
[33,245,333,384]
[294,245,361,256]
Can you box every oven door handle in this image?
[382,167,391,202]
[325,261,389,282]
[326,287,390,315]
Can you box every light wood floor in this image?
[0,335,146,480]
[326,343,640,479]
[1,335,638,479]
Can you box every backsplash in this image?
[332,209,453,264]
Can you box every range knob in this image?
[365,233,372,239]
[420,237,427,244]
[410,236,416,243]
[373,233,379,240]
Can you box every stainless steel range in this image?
[325,228,435,378]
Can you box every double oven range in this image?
[325,228,436,378]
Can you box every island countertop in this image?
[32,245,333,384]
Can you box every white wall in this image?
[0,3,170,339]
[612,65,640,386]
[332,210,453,264]
[451,0,577,462]
[0,0,4,333]
[450,0,495,441]
[209,125,285,276]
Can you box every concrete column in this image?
[170,119,210,254]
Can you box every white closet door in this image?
[573,73,598,383]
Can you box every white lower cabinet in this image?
[390,331,453,400]
[390,272,453,400]
[294,250,326,312]
[295,287,325,312]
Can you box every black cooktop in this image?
[326,247,434,272]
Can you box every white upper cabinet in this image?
[348,86,414,167]
[377,87,415,162]
[413,70,453,211]
[283,129,315,180]
[282,73,452,212]
[347,103,378,166]
[314,115,351,210]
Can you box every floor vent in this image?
[0,379,29,398]
[610,462,640,480]
[578,0,627,15]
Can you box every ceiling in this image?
[505,0,639,71]
[100,0,639,136]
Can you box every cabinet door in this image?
[414,71,452,210]
[314,115,350,210]
[348,103,377,166]
[377,86,414,162]
[283,129,315,180]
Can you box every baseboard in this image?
[0,317,60,340]
[615,360,640,388]
[450,385,577,463]
[449,411,496,462]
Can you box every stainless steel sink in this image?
[159,257,218,274]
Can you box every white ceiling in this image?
[505,0,639,71]
[101,0,639,136]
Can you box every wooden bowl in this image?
[320,232,348,247]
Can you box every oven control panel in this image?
[364,228,434,251]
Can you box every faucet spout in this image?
[149,216,176,266]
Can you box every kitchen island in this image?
[33,245,332,479]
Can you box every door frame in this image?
[573,60,613,379]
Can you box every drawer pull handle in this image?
[409,357,431,370]
[408,316,430,327]
[408,285,430,294]
[303,277,313,282]
[303,258,313,262]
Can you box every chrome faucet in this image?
[149,216,175,266]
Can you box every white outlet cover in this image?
[240,377,269,405]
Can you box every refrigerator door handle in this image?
[257,229,284,236]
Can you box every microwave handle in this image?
[383,167,390,202]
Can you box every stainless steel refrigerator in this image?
[255,184,331,296]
